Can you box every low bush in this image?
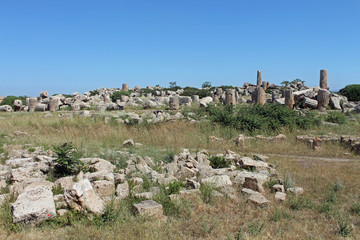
[209,155,230,169]
[339,84,360,101]
[207,104,320,135]
[167,180,184,195]
[181,87,212,98]
[326,112,347,125]
[200,183,214,204]
[111,90,131,102]
[53,142,83,176]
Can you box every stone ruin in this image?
[0,141,304,224]
[0,69,358,114]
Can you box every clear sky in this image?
[1,0,359,96]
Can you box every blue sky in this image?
[0,0,359,96]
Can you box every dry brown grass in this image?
[0,111,360,239]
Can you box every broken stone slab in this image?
[54,176,74,191]
[253,154,269,162]
[135,192,153,200]
[243,174,269,193]
[302,97,318,109]
[275,192,286,202]
[123,139,135,147]
[81,158,116,173]
[286,187,304,196]
[133,200,164,218]
[115,181,129,199]
[5,157,34,168]
[12,182,56,224]
[92,180,115,198]
[199,96,213,108]
[238,157,269,171]
[247,192,269,207]
[10,179,54,195]
[64,179,104,214]
[84,171,114,182]
[200,175,232,188]
[272,184,284,193]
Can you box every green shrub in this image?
[339,84,360,101]
[288,196,313,210]
[200,183,214,204]
[202,81,212,88]
[181,87,212,98]
[206,104,320,135]
[167,180,184,195]
[350,201,360,215]
[209,155,230,169]
[246,221,265,236]
[153,186,181,216]
[326,112,347,125]
[337,215,353,237]
[284,173,295,190]
[111,90,131,102]
[0,96,26,108]
[89,90,99,96]
[53,142,83,176]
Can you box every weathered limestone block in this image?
[40,91,49,99]
[200,175,232,188]
[34,103,47,112]
[12,183,56,224]
[0,105,13,112]
[92,180,115,198]
[116,181,129,199]
[317,89,330,111]
[13,100,23,111]
[64,179,104,214]
[133,200,164,218]
[303,97,318,109]
[169,96,179,110]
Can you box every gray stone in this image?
[12,183,56,224]
[133,200,164,218]
[116,181,129,199]
[64,179,104,214]
[247,192,269,207]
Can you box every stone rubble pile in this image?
[296,134,360,154]
[0,144,304,224]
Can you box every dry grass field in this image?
[0,109,359,240]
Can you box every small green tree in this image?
[202,81,212,88]
[169,81,177,88]
[53,143,83,176]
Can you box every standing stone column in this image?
[262,81,268,91]
[122,84,128,91]
[49,97,60,112]
[28,97,38,112]
[257,71,262,86]
[320,70,327,89]
[252,86,265,105]
[225,89,236,105]
[284,89,294,108]
[317,89,330,111]
[214,88,223,102]
[169,96,179,110]
[271,90,280,103]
